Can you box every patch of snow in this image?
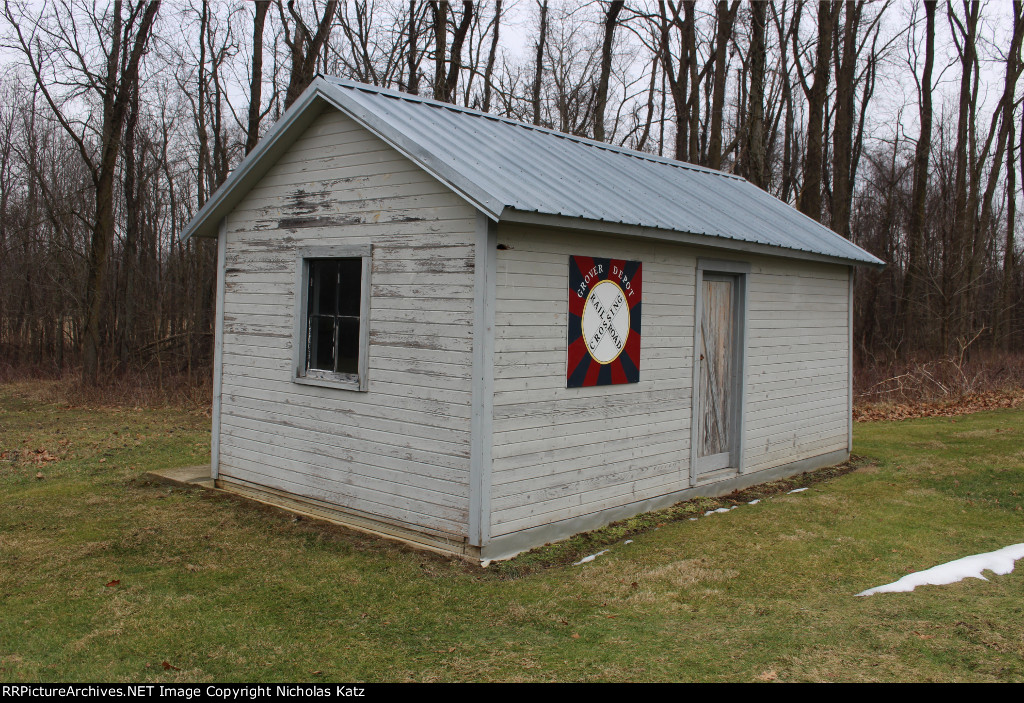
[748,499,760,505]
[788,487,809,494]
[704,507,735,516]
[856,543,1024,596]
[623,540,633,545]
[689,517,698,521]
[573,549,610,566]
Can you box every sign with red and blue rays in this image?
[567,255,642,387]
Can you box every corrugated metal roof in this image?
[319,78,883,266]
[183,76,882,267]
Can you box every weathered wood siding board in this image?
[217,107,478,538]
[216,458,467,538]
[489,225,695,538]
[222,391,469,446]
[742,261,849,474]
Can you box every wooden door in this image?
[696,274,738,474]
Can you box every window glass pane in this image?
[310,315,337,371]
[336,317,360,374]
[337,259,362,317]
[310,260,338,315]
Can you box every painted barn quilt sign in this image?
[567,256,642,387]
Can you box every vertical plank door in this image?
[697,275,736,474]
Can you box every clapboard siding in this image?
[742,260,849,473]
[489,225,850,540]
[489,225,695,538]
[217,107,478,539]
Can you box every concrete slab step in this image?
[146,465,214,489]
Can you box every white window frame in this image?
[292,244,372,391]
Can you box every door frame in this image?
[689,258,750,487]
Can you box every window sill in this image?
[293,373,365,392]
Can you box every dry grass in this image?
[854,351,1024,422]
[855,351,1024,404]
[0,367,211,412]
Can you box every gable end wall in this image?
[217,108,479,546]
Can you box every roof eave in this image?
[499,209,886,269]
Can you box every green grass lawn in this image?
[1,383,1022,682]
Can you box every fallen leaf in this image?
[35,472,44,480]
[161,661,180,671]
[571,633,580,639]
[105,580,120,588]
[757,670,778,681]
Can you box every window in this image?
[293,245,371,391]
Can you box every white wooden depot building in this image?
[183,77,884,563]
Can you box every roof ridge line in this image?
[325,76,746,183]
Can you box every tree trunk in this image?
[245,1,270,155]
[947,1,979,350]
[1000,115,1017,348]
[903,0,936,353]
[282,0,339,109]
[797,1,837,221]
[431,1,447,100]
[482,0,502,112]
[830,1,863,239]
[745,0,767,188]
[685,1,700,163]
[594,1,624,143]
[532,0,548,126]
[407,1,421,94]
[80,1,162,384]
[442,2,474,103]
[657,1,688,161]
[707,1,738,170]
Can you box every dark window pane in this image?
[336,317,360,374]
[310,315,337,371]
[312,261,338,315]
[338,259,362,316]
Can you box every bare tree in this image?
[532,0,549,126]
[245,1,272,154]
[481,0,502,112]
[903,0,936,350]
[795,1,837,221]
[707,1,738,170]
[3,0,161,383]
[742,0,767,188]
[280,0,338,109]
[594,1,624,143]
